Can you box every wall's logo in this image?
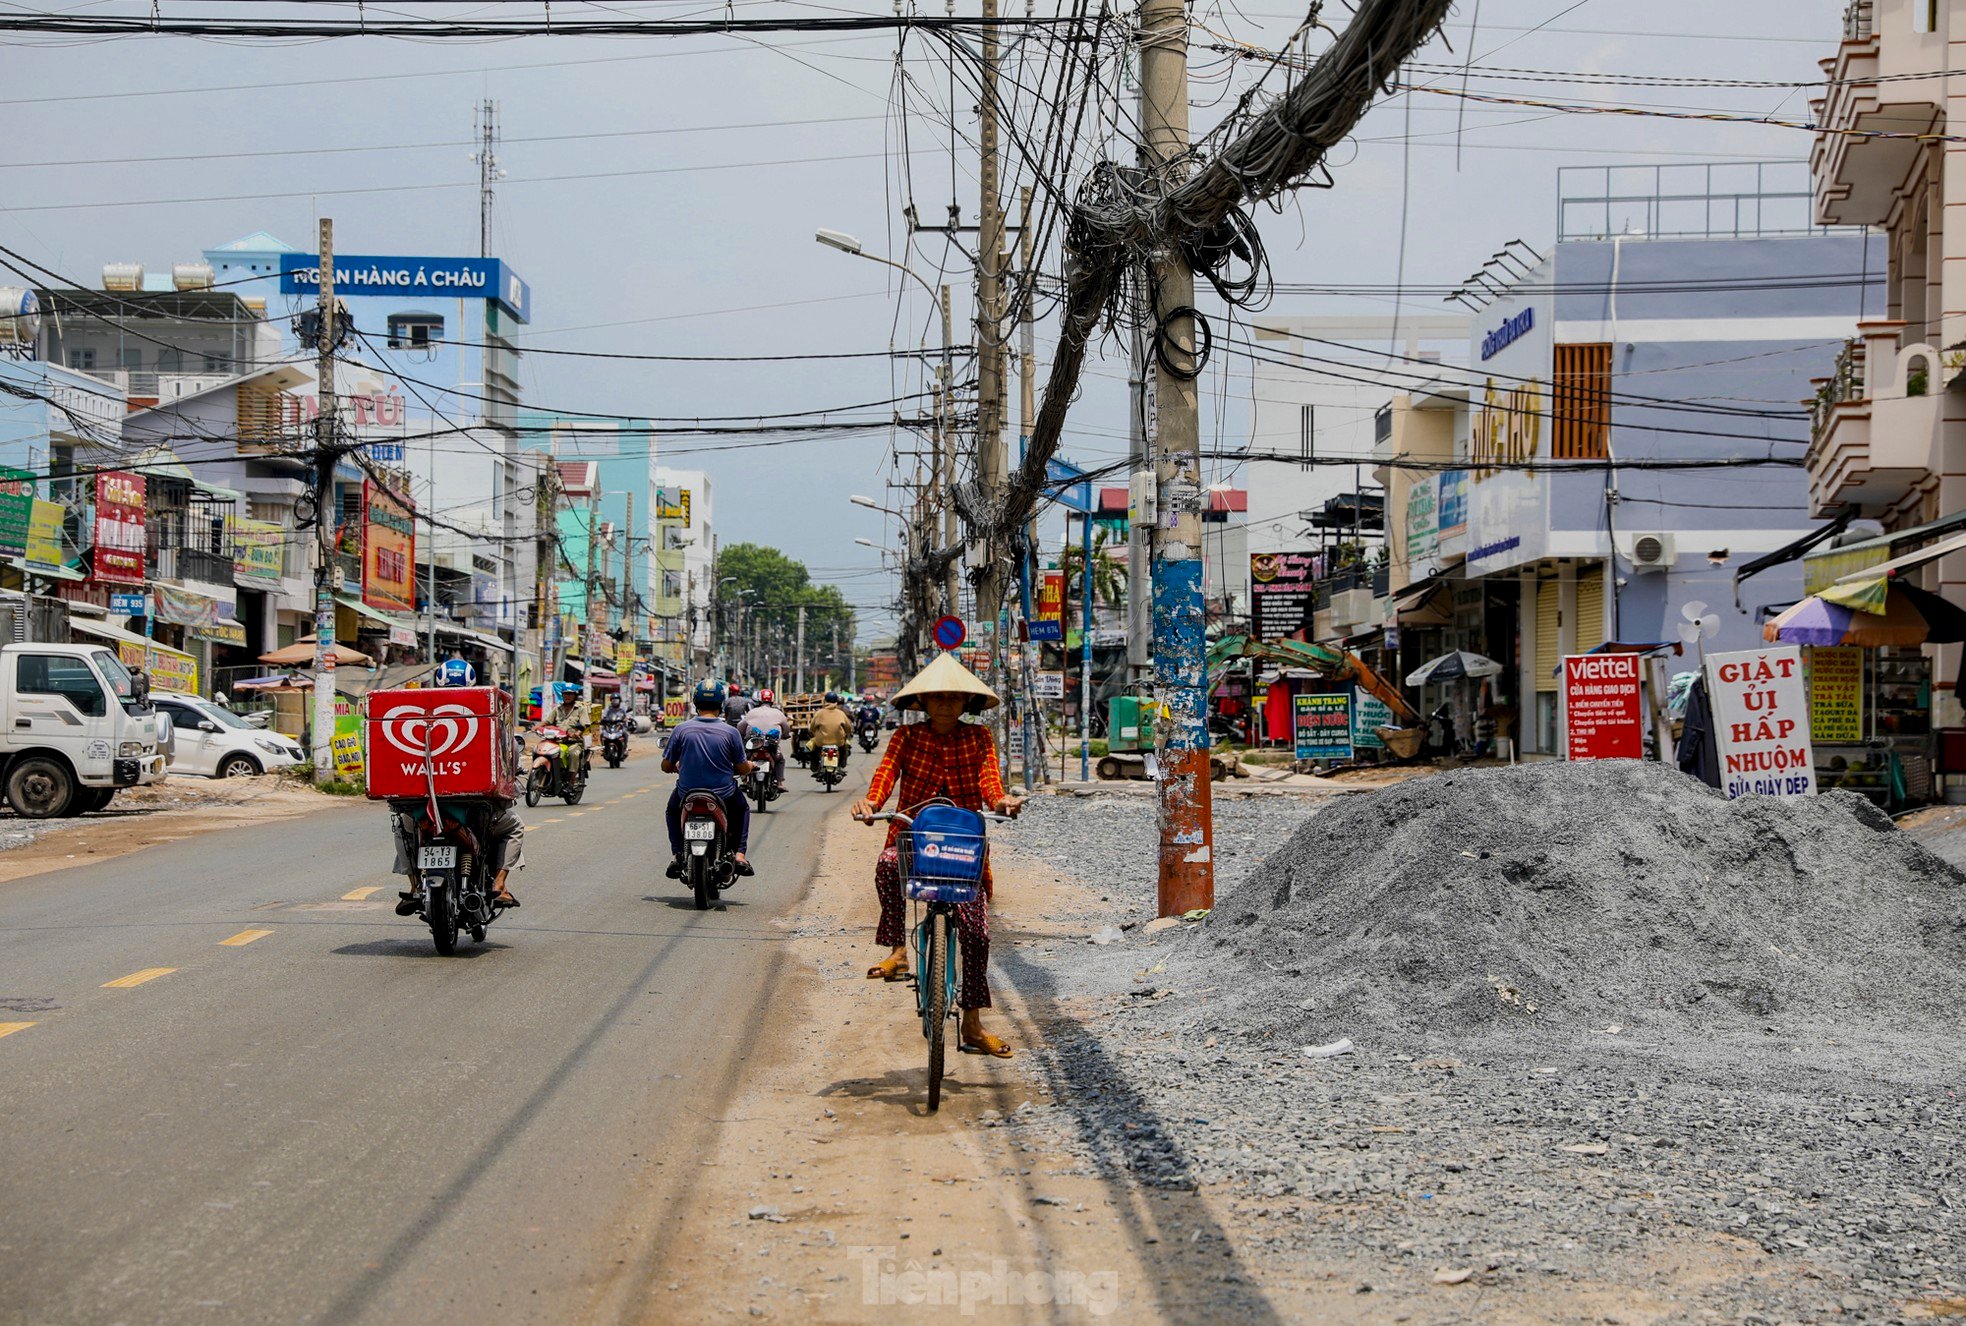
[1480,307,1534,361]
[378,703,479,759]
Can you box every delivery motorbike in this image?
[393,797,506,955]
[678,789,736,910]
[813,742,846,792]
[745,728,781,813]
[600,715,629,768]
[525,723,588,806]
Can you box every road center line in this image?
[342,886,383,901]
[102,967,176,989]
[218,929,273,947]
[0,1021,35,1039]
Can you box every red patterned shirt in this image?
[865,721,1007,884]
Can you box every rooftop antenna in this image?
[470,100,505,259]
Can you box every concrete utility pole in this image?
[534,454,559,706]
[795,602,807,696]
[975,0,1008,727]
[939,284,959,619]
[1015,185,1040,789]
[311,218,339,783]
[1140,0,1213,917]
[622,488,635,662]
[582,486,600,710]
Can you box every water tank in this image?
[101,262,143,292]
[172,261,213,291]
[0,287,39,347]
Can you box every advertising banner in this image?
[230,516,285,584]
[279,253,531,323]
[1293,692,1355,762]
[115,640,197,695]
[1706,646,1816,799]
[1405,480,1439,564]
[155,584,225,630]
[1250,551,1318,641]
[1562,653,1644,760]
[655,487,691,525]
[0,465,33,558]
[331,697,365,779]
[1033,671,1065,700]
[1437,469,1468,539]
[1352,689,1393,749]
[1031,570,1065,643]
[361,479,416,614]
[24,498,62,570]
[1808,646,1863,744]
[93,471,146,585]
[615,639,636,676]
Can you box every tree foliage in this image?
[716,542,857,681]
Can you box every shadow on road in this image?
[815,1065,989,1117]
[330,938,512,958]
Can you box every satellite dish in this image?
[1677,599,1720,648]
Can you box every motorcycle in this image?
[813,742,846,793]
[856,720,881,754]
[395,798,507,955]
[678,789,736,909]
[601,716,629,768]
[525,724,588,806]
[746,729,781,813]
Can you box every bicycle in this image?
[868,801,1008,1112]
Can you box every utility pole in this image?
[1140,0,1213,916]
[474,99,501,259]
[975,0,1008,727]
[623,488,635,670]
[582,487,600,711]
[1014,185,1041,789]
[311,218,339,783]
[794,602,807,696]
[425,464,438,672]
[939,284,959,619]
[534,453,559,709]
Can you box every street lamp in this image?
[850,493,904,518]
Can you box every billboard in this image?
[1562,654,1643,760]
[361,479,416,614]
[1032,570,1064,643]
[230,516,285,584]
[0,466,32,558]
[1249,551,1317,641]
[656,487,691,525]
[1293,692,1354,762]
[93,471,146,585]
[279,254,531,323]
[1707,646,1815,799]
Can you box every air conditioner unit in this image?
[1621,531,1676,572]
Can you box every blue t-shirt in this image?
[664,713,746,796]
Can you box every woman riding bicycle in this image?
[851,652,1023,1058]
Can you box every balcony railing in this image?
[1810,338,1865,444]
[1844,0,1874,42]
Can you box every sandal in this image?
[960,1032,1014,1059]
[866,954,910,982]
[494,892,520,909]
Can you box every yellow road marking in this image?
[218,929,272,947]
[544,817,564,824]
[342,886,383,901]
[567,811,586,818]
[0,1021,35,1039]
[103,967,176,989]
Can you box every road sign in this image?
[109,593,148,616]
[932,615,967,650]
[438,657,477,687]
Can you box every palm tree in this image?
[1059,522,1125,627]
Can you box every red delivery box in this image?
[364,686,517,801]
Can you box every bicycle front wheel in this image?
[923,909,953,1112]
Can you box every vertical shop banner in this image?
[1562,654,1644,760]
[1706,645,1816,799]
[331,696,365,779]
[615,639,636,676]
[1031,570,1065,642]
[1352,689,1393,749]
[24,498,63,570]
[0,466,33,558]
[1808,646,1863,744]
[1293,692,1355,762]
[1250,551,1318,641]
[361,479,416,613]
[93,471,146,585]
[230,516,285,584]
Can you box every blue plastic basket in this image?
[900,804,987,904]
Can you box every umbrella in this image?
[1762,582,1966,647]
[259,640,373,667]
[231,673,313,692]
[1405,650,1504,687]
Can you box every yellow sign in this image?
[1470,377,1545,478]
[656,487,691,525]
[615,639,636,675]
[1809,646,1863,743]
[23,498,63,569]
[230,516,285,583]
[331,697,365,777]
[115,641,198,695]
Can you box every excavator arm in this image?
[1207,634,1422,727]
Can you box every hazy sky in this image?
[1,0,1848,633]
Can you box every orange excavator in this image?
[1207,634,1425,759]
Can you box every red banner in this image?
[362,479,416,614]
[1563,653,1643,760]
[92,471,146,585]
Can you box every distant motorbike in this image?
[746,729,781,813]
[525,724,588,806]
[600,715,629,768]
[856,719,880,754]
[678,789,736,909]
[813,742,846,793]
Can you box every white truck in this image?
[0,642,167,817]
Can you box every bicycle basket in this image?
[900,804,987,904]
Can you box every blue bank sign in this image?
[279,254,531,324]
[1479,306,1533,361]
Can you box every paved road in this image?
[0,746,870,1325]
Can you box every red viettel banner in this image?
[1562,653,1643,760]
[93,471,146,585]
[1706,645,1815,799]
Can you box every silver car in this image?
[153,696,303,778]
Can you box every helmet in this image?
[824,691,841,704]
[692,678,727,709]
[757,687,776,705]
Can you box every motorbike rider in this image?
[722,684,753,729]
[855,696,883,739]
[664,679,759,880]
[391,803,524,914]
[807,691,856,769]
[740,686,791,793]
[851,653,1023,1058]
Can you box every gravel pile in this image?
[1189,760,1966,1042]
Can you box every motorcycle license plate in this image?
[821,753,839,768]
[684,820,716,841]
[419,845,457,869]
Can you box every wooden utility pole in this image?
[1140,0,1213,917]
[975,0,1008,715]
[310,218,338,782]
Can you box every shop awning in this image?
[432,619,517,654]
[8,557,84,582]
[1797,508,1966,598]
[1731,510,1855,604]
[70,617,197,664]
[335,593,414,631]
[1391,579,1453,627]
[1832,528,1966,586]
[191,617,249,647]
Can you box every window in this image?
[18,653,105,716]
[66,348,96,371]
[387,311,444,350]
[1552,342,1612,460]
[1915,0,1937,33]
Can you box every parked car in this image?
[154,695,303,778]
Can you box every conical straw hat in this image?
[891,650,1001,714]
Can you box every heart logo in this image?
[380,702,480,759]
